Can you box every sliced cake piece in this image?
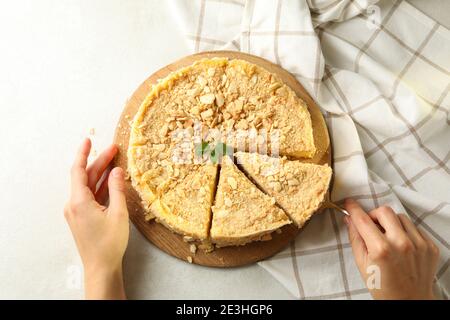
[235,152,332,227]
[210,158,291,247]
[217,59,316,158]
[127,143,196,209]
[149,164,218,241]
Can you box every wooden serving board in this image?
[113,51,331,267]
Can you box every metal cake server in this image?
[323,201,350,216]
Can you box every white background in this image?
[0,0,448,299]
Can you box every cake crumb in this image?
[260,233,272,241]
[198,242,214,253]
[187,256,193,263]
[189,244,197,254]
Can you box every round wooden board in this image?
[113,51,331,267]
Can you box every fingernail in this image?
[111,167,123,178]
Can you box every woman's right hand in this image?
[344,199,440,300]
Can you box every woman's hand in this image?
[344,199,440,300]
[64,138,129,300]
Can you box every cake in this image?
[235,152,332,227]
[127,57,324,248]
[149,164,218,240]
[210,158,291,247]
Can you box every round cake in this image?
[127,57,331,247]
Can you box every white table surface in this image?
[0,0,448,299]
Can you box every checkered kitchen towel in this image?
[168,0,450,299]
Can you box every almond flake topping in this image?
[190,105,200,115]
[200,108,214,120]
[200,93,215,105]
[187,87,201,97]
[153,144,165,151]
[207,67,216,77]
[159,124,169,137]
[270,181,282,192]
[198,76,207,86]
[215,93,224,107]
[227,177,237,190]
[224,198,233,207]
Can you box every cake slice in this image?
[210,158,291,247]
[149,164,218,240]
[127,142,197,210]
[235,152,332,227]
[216,59,316,159]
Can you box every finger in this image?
[71,138,92,202]
[417,227,434,246]
[368,206,405,239]
[397,214,427,249]
[344,198,385,252]
[95,169,111,205]
[344,216,367,268]
[87,144,118,192]
[108,167,128,217]
[73,138,91,170]
[416,225,440,258]
[360,213,385,233]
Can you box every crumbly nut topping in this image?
[199,93,216,105]
[130,58,314,160]
[224,197,233,208]
[210,161,291,246]
[227,177,237,190]
[235,151,332,227]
